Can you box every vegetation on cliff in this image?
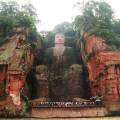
[0,1,40,45]
[42,1,120,51]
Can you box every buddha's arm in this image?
[43,48,53,66]
[67,47,77,65]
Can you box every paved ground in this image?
[1,117,120,120]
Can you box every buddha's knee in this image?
[64,64,84,99]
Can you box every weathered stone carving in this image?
[42,32,84,101]
[0,26,33,110]
[81,32,120,109]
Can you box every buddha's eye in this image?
[56,36,59,38]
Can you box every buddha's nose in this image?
[58,39,62,42]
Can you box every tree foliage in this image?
[43,31,55,48]
[73,0,120,50]
[0,1,39,44]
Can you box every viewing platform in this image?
[31,100,108,118]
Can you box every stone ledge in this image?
[31,107,108,118]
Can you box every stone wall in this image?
[31,107,108,118]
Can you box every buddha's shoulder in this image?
[65,46,73,51]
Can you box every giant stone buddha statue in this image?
[42,32,84,101]
[44,32,76,73]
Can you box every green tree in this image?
[0,1,39,44]
[73,0,120,50]
[54,22,73,33]
[73,1,113,35]
[43,31,55,48]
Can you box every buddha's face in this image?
[55,33,65,44]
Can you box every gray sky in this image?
[31,0,80,31]
[5,0,120,31]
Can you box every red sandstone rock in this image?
[82,33,120,103]
[0,27,33,106]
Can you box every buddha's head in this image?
[54,32,65,44]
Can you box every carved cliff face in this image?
[0,66,7,81]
